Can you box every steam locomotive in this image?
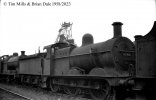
[0,21,156,100]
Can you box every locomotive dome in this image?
[82,33,94,46]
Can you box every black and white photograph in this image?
[0,0,156,100]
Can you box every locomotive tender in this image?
[0,21,156,100]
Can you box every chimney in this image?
[21,51,25,56]
[112,22,123,38]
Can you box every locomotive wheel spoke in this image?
[64,86,80,96]
[90,89,107,100]
[89,81,110,100]
[63,80,80,96]
[50,85,59,92]
[64,86,72,95]
[50,79,59,92]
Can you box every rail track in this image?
[0,86,33,100]
[0,82,92,100]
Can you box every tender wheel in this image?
[50,79,59,92]
[89,81,110,100]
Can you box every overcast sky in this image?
[0,0,155,55]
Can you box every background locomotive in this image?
[0,21,156,100]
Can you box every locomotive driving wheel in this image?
[64,86,81,96]
[63,80,81,96]
[50,79,59,92]
[89,81,110,100]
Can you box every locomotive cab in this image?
[44,42,76,76]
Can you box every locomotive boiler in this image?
[7,53,19,71]
[70,22,135,77]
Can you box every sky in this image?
[0,0,156,55]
